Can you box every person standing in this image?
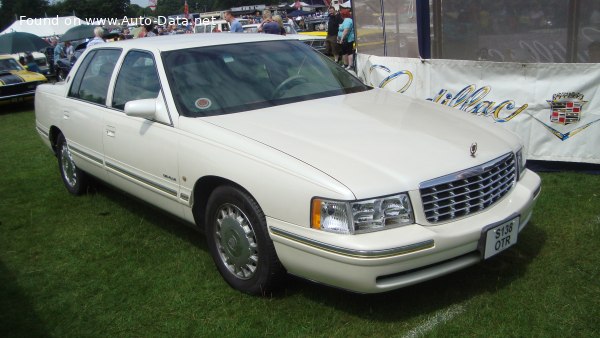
[142,24,157,37]
[258,10,280,35]
[326,6,343,63]
[224,10,243,33]
[53,40,64,65]
[338,10,355,70]
[254,11,262,24]
[25,53,41,73]
[273,15,286,35]
[64,41,74,59]
[87,27,106,47]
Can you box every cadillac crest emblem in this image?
[547,92,587,125]
[470,142,477,157]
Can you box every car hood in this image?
[204,89,521,199]
[0,70,46,83]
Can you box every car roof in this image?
[91,33,294,52]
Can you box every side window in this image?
[112,50,161,110]
[68,50,96,97]
[68,49,121,105]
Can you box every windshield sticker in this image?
[195,98,212,109]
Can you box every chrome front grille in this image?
[420,153,516,224]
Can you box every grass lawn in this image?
[1,106,599,337]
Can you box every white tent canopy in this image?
[1,16,88,38]
[340,1,351,8]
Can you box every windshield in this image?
[0,58,24,72]
[162,40,369,117]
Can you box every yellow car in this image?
[0,55,47,104]
[298,18,328,37]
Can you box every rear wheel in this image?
[205,185,285,295]
[57,133,88,195]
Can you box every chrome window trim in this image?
[67,48,123,106]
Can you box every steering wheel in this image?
[271,75,309,99]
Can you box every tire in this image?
[205,185,286,295]
[56,133,88,195]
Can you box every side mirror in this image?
[123,92,171,125]
[124,98,157,119]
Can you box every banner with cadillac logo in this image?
[356,55,600,164]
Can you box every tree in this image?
[0,0,49,32]
[126,4,146,18]
[155,0,183,17]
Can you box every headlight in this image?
[516,148,526,179]
[311,193,414,234]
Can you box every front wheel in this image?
[205,185,286,295]
[56,133,88,195]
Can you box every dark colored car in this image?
[55,42,87,81]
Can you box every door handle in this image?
[105,126,116,138]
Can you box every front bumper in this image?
[269,169,541,293]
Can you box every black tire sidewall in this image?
[205,185,281,295]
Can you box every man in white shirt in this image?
[87,27,105,47]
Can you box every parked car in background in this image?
[195,19,250,33]
[10,51,50,76]
[0,54,47,104]
[54,42,88,82]
[35,34,541,295]
[300,17,329,37]
[242,22,299,34]
[242,23,326,53]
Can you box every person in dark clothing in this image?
[25,53,41,73]
[259,10,281,35]
[326,6,343,63]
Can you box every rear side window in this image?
[112,50,161,110]
[68,49,121,105]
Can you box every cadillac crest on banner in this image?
[357,55,600,164]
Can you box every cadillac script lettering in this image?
[427,85,528,122]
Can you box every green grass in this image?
[1,106,599,337]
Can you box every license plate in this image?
[481,217,520,259]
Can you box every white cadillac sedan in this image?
[35,34,541,295]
